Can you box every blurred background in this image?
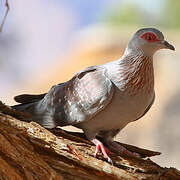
[0,0,180,168]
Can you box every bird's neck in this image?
[109,48,154,94]
[120,47,153,69]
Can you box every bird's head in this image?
[127,28,175,56]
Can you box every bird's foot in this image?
[91,139,113,164]
[108,141,141,158]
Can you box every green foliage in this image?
[104,3,142,26]
[102,0,180,29]
[162,0,180,28]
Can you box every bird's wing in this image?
[42,66,115,126]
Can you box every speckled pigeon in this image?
[12,28,175,163]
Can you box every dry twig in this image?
[0,0,9,32]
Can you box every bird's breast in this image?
[79,87,154,132]
[80,56,155,132]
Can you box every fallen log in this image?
[0,101,179,180]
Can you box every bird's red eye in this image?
[141,32,159,42]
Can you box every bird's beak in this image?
[161,40,175,50]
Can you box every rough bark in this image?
[0,101,180,180]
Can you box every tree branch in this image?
[0,101,180,180]
[0,0,9,32]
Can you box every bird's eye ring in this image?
[141,32,159,42]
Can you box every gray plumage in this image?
[12,28,175,162]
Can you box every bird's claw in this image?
[94,151,113,165]
[107,157,113,165]
[92,139,113,164]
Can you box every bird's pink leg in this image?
[91,139,113,163]
[108,140,141,158]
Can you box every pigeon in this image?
[12,28,175,163]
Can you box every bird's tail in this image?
[13,93,46,104]
[11,93,46,121]
[11,93,59,129]
[12,93,46,111]
[12,101,38,113]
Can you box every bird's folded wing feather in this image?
[42,66,115,125]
